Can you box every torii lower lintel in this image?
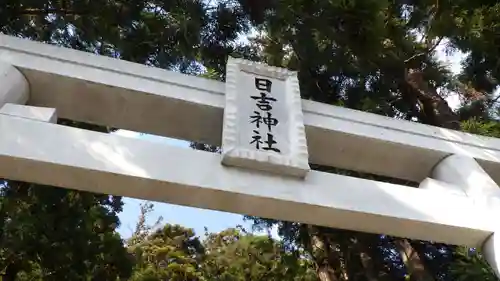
[0,112,494,248]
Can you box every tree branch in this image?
[489,93,500,105]
[404,36,443,64]
[428,36,443,52]
[404,52,426,64]
[18,8,87,16]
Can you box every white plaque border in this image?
[221,57,310,178]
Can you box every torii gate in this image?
[1,34,500,277]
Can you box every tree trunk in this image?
[308,225,340,281]
[359,251,379,281]
[318,265,339,281]
[404,69,461,130]
[2,262,20,281]
[395,239,435,281]
[353,235,379,281]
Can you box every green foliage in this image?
[125,206,317,281]
[449,247,496,281]
[0,181,132,280]
[461,117,500,137]
[129,224,205,281]
[203,228,317,281]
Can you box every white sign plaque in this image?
[221,57,310,178]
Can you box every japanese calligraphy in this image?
[249,77,281,153]
[249,111,279,131]
[251,92,277,111]
[255,78,272,92]
[250,130,281,153]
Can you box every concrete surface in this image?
[0,113,494,247]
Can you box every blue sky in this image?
[114,39,467,240]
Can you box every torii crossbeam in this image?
[1,34,500,277]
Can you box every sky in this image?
[115,39,467,240]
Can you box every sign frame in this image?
[221,57,310,178]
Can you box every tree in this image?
[0,181,133,280]
[203,227,317,281]
[126,202,316,281]
[128,223,205,281]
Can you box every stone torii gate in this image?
[1,34,500,277]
